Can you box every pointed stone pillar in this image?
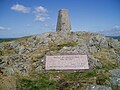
[56,9,71,32]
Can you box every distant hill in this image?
[0,38,17,43]
[98,26,120,36]
[0,36,31,43]
[106,36,120,41]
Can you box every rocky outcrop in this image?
[0,32,120,90]
[0,32,120,76]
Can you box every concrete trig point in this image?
[56,9,71,32]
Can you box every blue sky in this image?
[0,0,120,38]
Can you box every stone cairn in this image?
[56,9,71,32]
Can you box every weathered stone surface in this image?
[108,38,120,48]
[117,55,120,63]
[6,67,14,76]
[86,85,112,90]
[110,77,120,90]
[109,69,120,77]
[109,69,120,90]
[9,54,32,75]
[0,56,8,69]
[35,66,42,73]
[88,55,102,69]
[56,9,71,32]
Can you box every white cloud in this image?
[33,6,50,22]
[114,25,120,29]
[11,4,31,13]
[35,14,50,22]
[35,14,46,22]
[11,4,49,22]
[34,6,47,13]
[0,26,11,30]
[0,26,5,30]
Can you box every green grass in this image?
[49,41,78,51]
[17,69,111,90]
[0,36,31,43]
[17,73,57,90]
[0,39,15,43]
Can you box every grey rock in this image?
[88,55,102,69]
[108,38,120,49]
[99,37,108,48]
[109,69,120,90]
[0,56,8,69]
[116,55,120,63]
[88,35,108,53]
[6,67,14,75]
[88,46,98,54]
[0,43,5,50]
[110,77,120,90]
[109,69,120,77]
[17,46,35,54]
[9,54,32,75]
[18,46,25,54]
[86,85,112,90]
[59,45,89,55]
[35,66,42,73]
[10,42,20,49]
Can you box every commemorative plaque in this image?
[45,55,89,70]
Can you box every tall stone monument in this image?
[56,9,71,32]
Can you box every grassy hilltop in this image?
[0,32,120,90]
